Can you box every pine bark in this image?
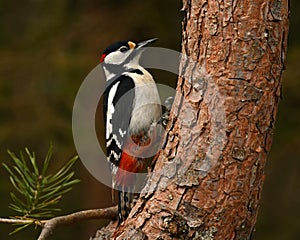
[98,0,289,239]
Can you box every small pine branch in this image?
[2,145,80,233]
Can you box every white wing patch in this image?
[106,82,120,139]
[119,128,127,138]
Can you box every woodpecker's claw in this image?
[158,96,174,128]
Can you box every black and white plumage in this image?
[103,75,135,168]
[101,38,161,223]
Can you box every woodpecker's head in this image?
[100,38,157,80]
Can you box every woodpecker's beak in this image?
[136,38,158,49]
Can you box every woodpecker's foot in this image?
[131,195,139,208]
[159,96,174,128]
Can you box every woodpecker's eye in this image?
[119,46,129,52]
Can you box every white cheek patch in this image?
[104,50,133,65]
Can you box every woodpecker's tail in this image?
[118,188,134,223]
[115,152,142,224]
[113,132,147,223]
[114,135,153,224]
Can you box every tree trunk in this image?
[96,0,289,239]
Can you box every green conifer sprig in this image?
[2,145,80,233]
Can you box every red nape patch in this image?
[114,152,143,187]
[100,53,107,63]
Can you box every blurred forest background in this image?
[0,0,299,239]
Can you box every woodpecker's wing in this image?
[103,76,135,170]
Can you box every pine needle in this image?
[2,146,80,234]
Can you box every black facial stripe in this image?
[129,69,143,75]
[103,63,125,79]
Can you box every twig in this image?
[0,206,118,240]
[37,206,118,240]
[0,218,42,225]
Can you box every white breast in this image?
[124,69,161,136]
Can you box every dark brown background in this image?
[0,0,299,239]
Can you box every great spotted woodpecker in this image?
[100,38,161,223]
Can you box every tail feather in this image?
[115,145,143,224]
[115,135,151,224]
[118,188,134,224]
